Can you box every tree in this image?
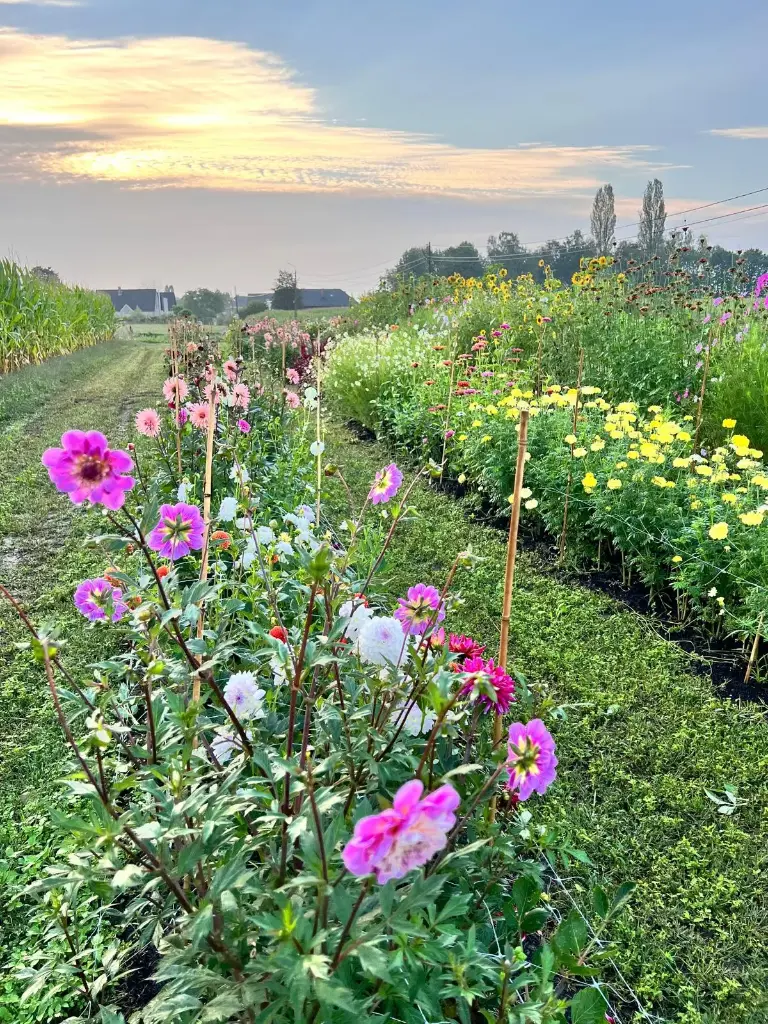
[638,179,666,258]
[385,247,433,286]
[239,299,268,319]
[435,241,484,279]
[31,266,60,284]
[486,231,536,277]
[272,269,301,311]
[590,185,616,255]
[179,288,230,322]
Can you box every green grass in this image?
[0,341,165,1008]
[323,421,768,1024]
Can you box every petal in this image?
[60,430,87,453]
[392,779,424,816]
[83,431,109,454]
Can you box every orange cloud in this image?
[0,28,668,197]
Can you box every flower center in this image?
[76,454,108,483]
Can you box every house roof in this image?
[100,288,158,312]
[299,288,350,308]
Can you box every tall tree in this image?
[179,288,230,322]
[435,241,484,278]
[590,185,616,255]
[638,178,666,257]
[272,269,302,311]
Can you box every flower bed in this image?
[6,354,628,1023]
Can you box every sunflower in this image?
[538,259,545,267]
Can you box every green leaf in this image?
[189,904,214,946]
[570,987,608,1024]
[355,944,393,983]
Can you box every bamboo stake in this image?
[490,408,530,824]
[439,341,457,482]
[315,329,323,526]
[558,348,585,561]
[744,612,763,684]
[191,388,217,710]
[693,338,711,453]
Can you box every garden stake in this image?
[315,328,323,526]
[490,408,529,824]
[693,338,711,453]
[535,322,545,397]
[558,347,584,561]
[439,340,457,481]
[744,612,763,684]
[191,387,216,711]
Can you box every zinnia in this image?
[368,463,403,505]
[135,408,160,438]
[237,419,251,434]
[506,719,558,800]
[148,502,205,560]
[74,578,128,623]
[394,583,445,636]
[42,430,135,510]
[342,779,460,883]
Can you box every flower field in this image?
[0,259,115,373]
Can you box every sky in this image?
[0,0,766,296]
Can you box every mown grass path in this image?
[325,421,768,1024]
[0,342,164,991]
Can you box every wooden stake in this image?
[490,408,529,824]
[315,329,322,526]
[439,342,457,481]
[744,612,763,684]
[535,323,545,398]
[191,389,216,711]
[693,338,711,453]
[558,348,585,561]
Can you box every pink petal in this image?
[392,779,425,816]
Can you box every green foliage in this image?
[237,299,268,319]
[178,289,231,322]
[0,259,115,373]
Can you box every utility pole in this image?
[293,267,298,319]
[426,241,433,276]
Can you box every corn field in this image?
[0,260,115,374]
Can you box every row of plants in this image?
[3,351,630,1023]
[0,260,115,374]
[323,268,768,647]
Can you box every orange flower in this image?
[211,530,232,550]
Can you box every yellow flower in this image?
[590,438,606,452]
[672,457,690,469]
[582,472,597,490]
[696,465,713,477]
[573,447,587,458]
[607,478,622,490]
[708,522,729,540]
[538,259,545,267]
[615,461,628,469]
[677,430,692,442]
[731,434,750,449]
[722,418,737,429]
[672,555,682,564]
[651,476,668,488]
[471,419,482,428]
[525,498,539,510]
[627,450,640,460]
[458,473,466,484]
[564,433,578,445]
[722,493,737,504]
[690,499,702,510]
[481,435,493,443]
[739,511,764,526]
[520,487,532,499]
[648,405,663,414]
[457,434,467,441]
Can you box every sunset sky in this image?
[0,0,766,295]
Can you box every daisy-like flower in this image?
[223,359,239,382]
[342,779,459,884]
[162,376,189,404]
[189,402,210,430]
[709,521,729,541]
[369,463,404,505]
[394,583,445,636]
[42,430,135,510]
[399,702,437,737]
[210,728,238,764]
[135,408,161,438]
[74,578,128,623]
[506,719,558,800]
[148,502,205,560]
[357,615,407,666]
[237,419,251,434]
[223,671,265,719]
[232,383,250,409]
[460,655,515,714]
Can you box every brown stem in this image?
[142,672,158,763]
[331,880,371,969]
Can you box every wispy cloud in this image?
[0,1,83,7]
[0,28,669,197]
[710,127,768,140]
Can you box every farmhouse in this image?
[100,287,177,316]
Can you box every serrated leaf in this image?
[570,987,608,1024]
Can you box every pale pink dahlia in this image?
[232,383,250,408]
[188,402,210,430]
[148,502,205,560]
[223,358,239,382]
[368,463,403,505]
[162,376,189,404]
[284,390,301,410]
[394,583,445,636]
[74,577,128,622]
[460,656,515,714]
[342,779,459,883]
[506,719,558,800]
[42,431,135,510]
[286,368,300,385]
[135,408,160,438]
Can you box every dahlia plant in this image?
[9,355,625,1024]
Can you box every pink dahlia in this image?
[42,431,135,510]
[135,408,160,438]
[342,779,460,883]
[237,418,251,434]
[449,634,486,661]
[284,390,301,410]
[148,502,205,560]
[188,402,210,430]
[506,719,558,800]
[162,376,189,404]
[286,368,300,385]
[460,656,515,714]
[394,583,445,636]
[74,577,128,622]
[223,358,239,382]
[232,382,250,409]
[368,463,403,505]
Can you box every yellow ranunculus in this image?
[709,522,729,540]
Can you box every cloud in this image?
[0,28,669,197]
[0,1,82,7]
[709,127,768,140]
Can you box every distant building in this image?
[235,292,272,311]
[299,288,350,309]
[100,287,177,316]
